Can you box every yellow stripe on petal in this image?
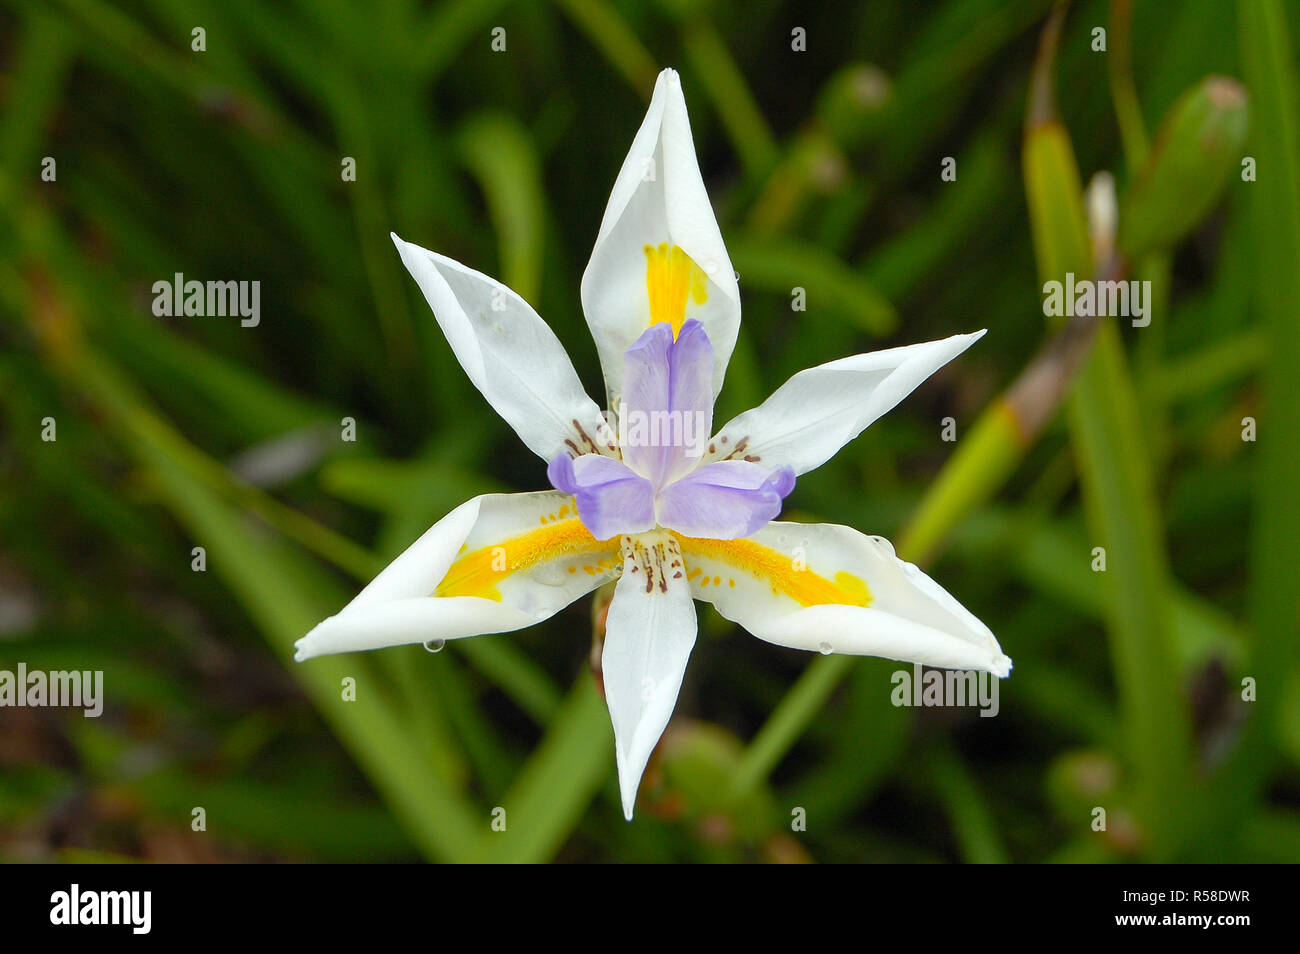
[436,512,618,601]
[671,533,872,608]
[644,243,708,337]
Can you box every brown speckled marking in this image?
[572,419,601,455]
[718,436,758,462]
[619,532,682,597]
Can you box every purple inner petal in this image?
[620,319,714,489]
[552,322,794,543]
[548,453,656,540]
[654,460,796,539]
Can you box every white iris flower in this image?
[296,69,1010,820]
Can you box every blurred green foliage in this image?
[1,0,1297,862]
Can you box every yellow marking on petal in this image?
[672,533,872,608]
[833,571,871,606]
[436,516,617,602]
[644,243,709,337]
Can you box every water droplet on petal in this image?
[423,638,446,654]
[534,562,568,586]
[818,641,833,655]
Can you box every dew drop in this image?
[818,641,833,655]
[534,562,569,586]
[423,639,446,654]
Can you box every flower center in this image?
[548,321,794,542]
[617,529,684,594]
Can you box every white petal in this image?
[707,331,986,476]
[581,68,740,404]
[601,533,698,820]
[392,234,612,462]
[296,492,620,661]
[296,597,537,660]
[675,521,1010,676]
[346,495,483,609]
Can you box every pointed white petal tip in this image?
[617,755,641,821]
[991,653,1013,679]
[618,748,639,821]
[617,746,640,820]
[657,67,679,85]
[293,626,326,663]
